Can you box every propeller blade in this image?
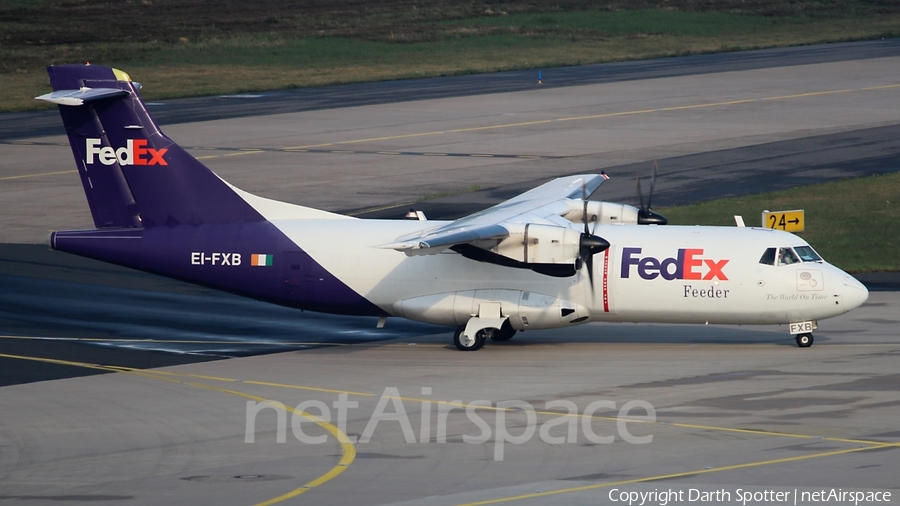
[648,160,658,210]
[635,160,668,225]
[585,252,594,291]
[577,177,610,293]
[578,233,611,292]
[636,174,645,212]
[582,181,590,236]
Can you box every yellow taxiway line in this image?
[10,83,899,173]
[0,169,76,181]
[2,340,897,504]
[266,83,900,155]
[0,352,356,506]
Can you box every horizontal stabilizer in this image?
[36,87,130,106]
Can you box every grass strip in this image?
[3,2,900,112]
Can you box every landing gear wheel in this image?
[491,321,517,342]
[454,326,487,351]
[796,333,814,348]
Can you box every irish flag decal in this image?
[251,253,273,267]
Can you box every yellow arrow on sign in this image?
[761,210,805,232]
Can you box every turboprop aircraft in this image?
[38,64,869,351]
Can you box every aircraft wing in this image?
[378,174,608,253]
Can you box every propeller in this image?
[636,160,668,225]
[576,180,611,291]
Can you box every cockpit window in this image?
[794,246,822,262]
[759,248,776,265]
[778,247,799,265]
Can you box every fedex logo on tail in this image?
[622,247,729,281]
[85,139,168,166]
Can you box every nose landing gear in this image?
[796,333,814,348]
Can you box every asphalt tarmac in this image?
[4,38,900,141]
[0,40,898,505]
[354,122,900,219]
[0,243,443,386]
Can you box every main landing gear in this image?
[796,333,814,348]
[490,321,517,342]
[454,326,489,351]
[453,322,518,351]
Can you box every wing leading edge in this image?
[378,174,608,254]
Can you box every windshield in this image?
[759,248,776,265]
[794,246,822,262]
[764,246,822,266]
[778,247,799,265]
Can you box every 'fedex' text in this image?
[86,138,168,166]
[621,248,729,281]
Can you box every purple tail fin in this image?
[40,64,262,228]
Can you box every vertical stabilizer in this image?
[39,64,263,228]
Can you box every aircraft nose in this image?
[842,273,869,311]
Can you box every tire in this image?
[796,333,813,348]
[491,321,517,342]
[454,326,486,351]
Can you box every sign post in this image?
[761,209,805,232]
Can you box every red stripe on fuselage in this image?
[602,248,610,313]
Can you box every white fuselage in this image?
[272,218,868,329]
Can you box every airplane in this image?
[37,64,869,351]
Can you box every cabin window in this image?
[759,248,776,265]
[794,246,822,262]
[778,247,800,265]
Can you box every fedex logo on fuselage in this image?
[85,138,168,166]
[621,247,729,281]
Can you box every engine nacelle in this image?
[394,289,590,330]
[564,200,640,225]
[492,223,581,265]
